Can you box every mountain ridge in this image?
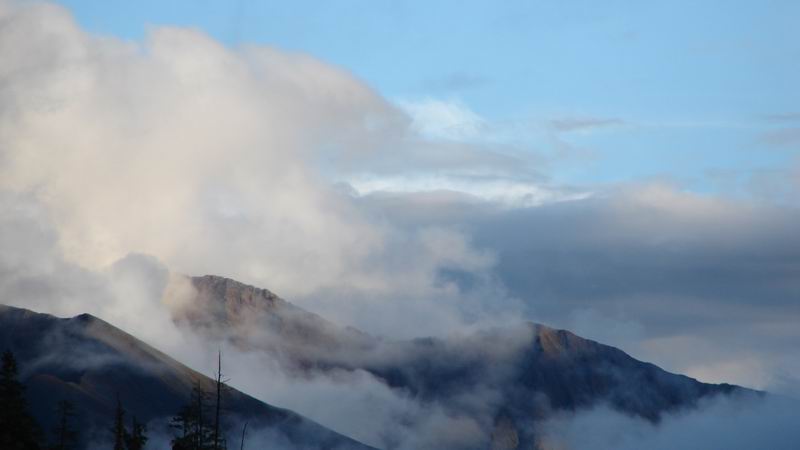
[0,274,759,449]
[179,275,757,449]
[0,303,377,450]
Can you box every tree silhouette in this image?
[51,400,78,450]
[212,351,228,450]
[0,349,42,450]
[238,422,247,450]
[171,352,230,450]
[111,396,129,450]
[171,384,213,450]
[109,396,151,450]
[124,416,148,450]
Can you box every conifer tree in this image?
[124,416,148,450]
[51,400,78,450]
[169,404,191,450]
[0,349,42,450]
[171,351,233,450]
[111,396,129,450]
[171,384,212,450]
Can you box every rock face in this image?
[183,275,756,449]
[0,304,376,450]
[182,275,376,359]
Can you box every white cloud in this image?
[396,98,487,142]
[0,0,534,340]
[347,174,589,208]
[539,395,800,450]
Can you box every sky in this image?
[0,1,799,446]
[55,0,800,195]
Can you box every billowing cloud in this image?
[0,0,531,341]
[464,183,800,396]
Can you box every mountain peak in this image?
[178,275,374,355]
[189,274,283,321]
[534,323,604,358]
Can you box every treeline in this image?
[0,350,42,449]
[0,350,241,450]
[170,352,232,450]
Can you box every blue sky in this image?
[55,0,800,197]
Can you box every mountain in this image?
[0,275,760,450]
[179,275,758,449]
[0,304,376,450]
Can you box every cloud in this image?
[396,98,487,142]
[538,395,800,450]
[761,112,800,122]
[0,0,532,340]
[0,4,389,295]
[463,183,800,395]
[209,322,538,450]
[760,128,800,148]
[226,356,488,449]
[347,174,588,208]
[547,117,625,133]
[0,188,505,449]
[0,192,201,364]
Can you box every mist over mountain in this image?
[169,275,760,449]
[0,275,793,450]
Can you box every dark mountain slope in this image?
[0,304,376,450]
